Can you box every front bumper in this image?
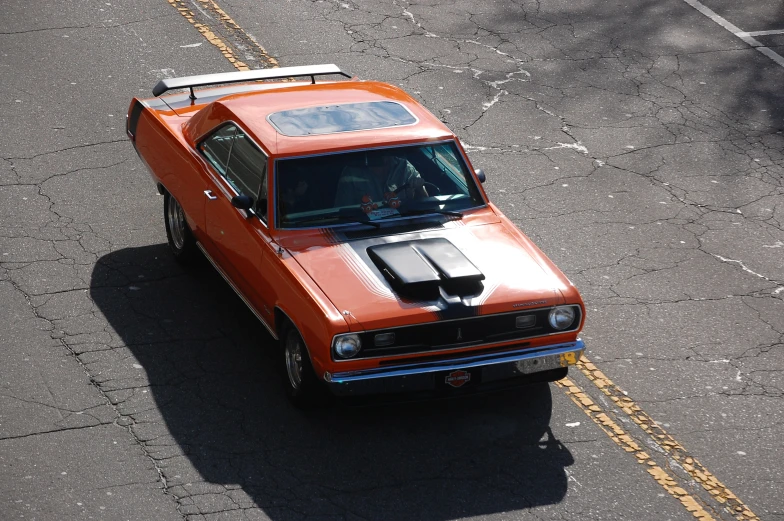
[323,340,584,397]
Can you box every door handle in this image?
[204,190,218,200]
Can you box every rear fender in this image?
[126,99,144,144]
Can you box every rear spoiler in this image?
[152,64,352,99]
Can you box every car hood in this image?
[282,220,570,331]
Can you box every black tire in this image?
[163,191,198,264]
[280,323,325,408]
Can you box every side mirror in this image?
[231,194,254,213]
[475,168,486,183]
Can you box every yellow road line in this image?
[557,376,717,520]
[567,356,760,521]
[164,1,761,518]
[167,0,278,71]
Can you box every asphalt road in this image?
[1,0,782,520]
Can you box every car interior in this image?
[275,142,481,226]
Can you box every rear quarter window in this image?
[199,124,237,175]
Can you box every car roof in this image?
[182,80,455,157]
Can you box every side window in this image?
[199,124,268,222]
[225,133,267,220]
[430,143,470,194]
[199,124,237,175]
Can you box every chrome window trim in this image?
[329,305,583,362]
[196,120,270,228]
[199,123,236,176]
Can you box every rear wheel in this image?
[281,324,324,408]
[163,191,197,264]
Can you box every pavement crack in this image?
[6,139,129,161]
[0,421,115,442]
[0,25,90,35]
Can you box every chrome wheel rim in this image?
[167,196,186,250]
[285,331,304,390]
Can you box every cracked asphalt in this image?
[1,0,782,520]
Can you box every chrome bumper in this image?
[323,340,585,396]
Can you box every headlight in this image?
[548,306,576,330]
[334,334,362,359]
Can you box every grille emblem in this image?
[457,327,463,341]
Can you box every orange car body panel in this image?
[128,78,584,379]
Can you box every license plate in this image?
[516,352,574,374]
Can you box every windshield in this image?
[275,141,485,229]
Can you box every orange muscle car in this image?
[127,64,585,406]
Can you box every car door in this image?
[197,123,275,321]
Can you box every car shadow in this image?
[90,244,574,520]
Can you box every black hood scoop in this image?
[367,238,485,300]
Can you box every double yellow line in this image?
[559,357,759,521]
[164,2,761,519]
[167,0,278,70]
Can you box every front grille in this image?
[376,341,532,366]
[352,305,581,359]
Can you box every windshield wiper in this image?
[394,208,463,218]
[289,216,381,228]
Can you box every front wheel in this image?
[163,191,197,264]
[281,325,324,408]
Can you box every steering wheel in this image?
[423,182,441,196]
[393,180,441,197]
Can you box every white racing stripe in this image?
[680,0,784,68]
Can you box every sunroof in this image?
[267,101,418,136]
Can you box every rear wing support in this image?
[152,64,352,99]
